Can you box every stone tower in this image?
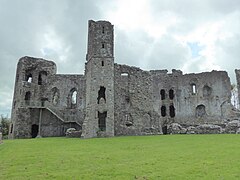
[9,57,56,138]
[81,20,115,138]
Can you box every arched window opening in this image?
[98,86,106,104]
[52,87,60,106]
[169,89,174,100]
[203,85,212,97]
[102,43,105,48]
[26,74,32,83]
[191,84,196,95]
[161,106,166,117]
[196,104,206,117]
[25,91,31,105]
[98,111,107,131]
[38,71,47,85]
[68,88,77,108]
[169,105,175,118]
[160,89,166,100]
[41,98,48,107]
[72,91,77,105]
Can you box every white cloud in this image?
[39,26,71,63]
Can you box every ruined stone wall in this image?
[114,65,232,136]
[9,20,239,138]
[9,57,57,138]
[13,108,31,138]
[151,70,232,126]
[177,71,231,124]
[114,64,161,136]
[10,56,85,138]
[235,69,240,108]
[47,74,86,125]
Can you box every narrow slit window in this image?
[38,74,42,85]
[192,84,196,94]
[72,91,77,105]
[169,105,175,118]
[161,106,166,117]
[169,89,174,100]
[102,61,104,66]
[160,89,166,100]
[10,124,13,133]
[102,26,105,34]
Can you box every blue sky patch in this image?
[187,42,204,58]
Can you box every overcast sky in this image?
[0,0,240,117]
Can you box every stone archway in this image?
[196,104,206,117]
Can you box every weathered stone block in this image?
[169,123,186,134]
[66,128,82,138]
[195,124,222,134]
[225,120,240,134]
[186,126,196,134]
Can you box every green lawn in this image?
[0,135,240,180]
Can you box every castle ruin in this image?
[9,20,240,139]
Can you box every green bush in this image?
[0,115,10,137]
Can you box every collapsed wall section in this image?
[9,56,85,138]
[47,74,86,125]
[114,64,162,136]
[114,64,233,135]
[176,71,231,124]
[151,69,232,128]
[9,56,57,138]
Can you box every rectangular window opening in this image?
[102,26,105,34]
[192,84,196,94]
[98,111,107,131]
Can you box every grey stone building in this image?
[9,20,240,139]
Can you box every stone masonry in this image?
[9,20,240,139]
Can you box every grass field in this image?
[0,134,240,179]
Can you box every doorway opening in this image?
[98,111,107,131]
[162,125,168,135]
[31,124,39,138]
